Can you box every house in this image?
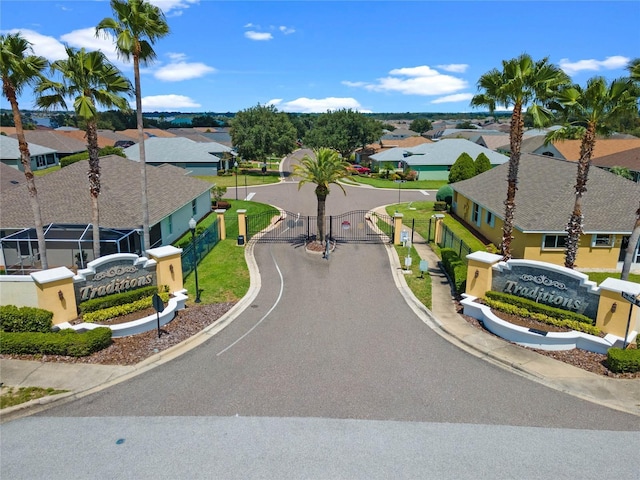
[450,153,640,270]
[499,137,640,161]
[591,147,640,183]
[123,137,233,175]
[10,130,87,160]
[0,135,58,171]
[0,155,214,271]
[380,128,419,141]
[370,139,509,180]
[356,136,432,165]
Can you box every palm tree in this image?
[546,76,638,269]
[36,46,132,259]
[292,148,350,243]
[628,58,640,81]
[470,54,570,260]
[0,33,49,269]
[96,0,170,252]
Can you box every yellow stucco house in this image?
[450,153,640,270]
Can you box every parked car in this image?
[347,164,371,174]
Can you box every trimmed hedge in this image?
[79,286,158,314]
[0,327,112,356]
[485,291,594,325]
[0,305,53,333]
[440,248,467,295]
[607,348,640,373]
[482,296,601,336]
[83,292,170,323]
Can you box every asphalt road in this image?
[2,155,639,478]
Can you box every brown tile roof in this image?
[9,130,87,154]
[0,155,213,230]
[451,153,640,233]
[591,147,640,171]
[118,128,176,140]
[361,136,432,154]
[56,130,113,149]
[553,138,640,161]
[0,127,18,136]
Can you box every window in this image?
[591,234,614,247]
[168,215,173,235]
[485,210,495,227]
[543,235,567,249]
[36,156,46,168]
[192,199,197,216]
[471,203,481,226]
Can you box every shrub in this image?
[83,292,170,323]
[434,201,448,211]
[485,291,594,325]
[448,152,475,183]
[607,348,640,373]
[436,185,453,205]
[0,327,112,356]
[79,286,158,314]
[474,152,492,175]
[0,305,53,333]
[440,248,467,295]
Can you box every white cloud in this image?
[268,97,370,113]
[436,64,468,73]
[140,94,200,110]
[149,0,199,15]
[347,65,468,96]
[61,27,121,59]
[279,26,295,35]
[7,28,67,61]
[559,55,630,75]
[431,93,474,104]
[245,31,273,41]
[154,54,215,81]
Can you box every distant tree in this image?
[303,109,383,159]
[381,123,397,131]
[475,152,492,175]
[409,118,432,134]
[230,104,297,161]
[191,114,221,127]
[448,152,475,183]
[455,120,477,129]
[1,112,15,126]
[1,33,49,269]
[609,166,633,180]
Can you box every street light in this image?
[188,217,201,303]
[234,160,239,200]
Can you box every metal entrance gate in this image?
[247,210,394,244]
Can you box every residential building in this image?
[0,135,58,171]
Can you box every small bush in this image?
[0,305,53,333]
[440,248,467,295]
[436,185,453,205]
[434,201,447,211]
[485,291,594,325]
[79,286,158,314]
[607,348,640,373]
[83,292,170,323]
[0,327,112,356]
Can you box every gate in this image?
[247,210,393,244]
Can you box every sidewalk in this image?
[2,221,639,420]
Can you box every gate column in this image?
[393,213,404,245]
[215,209,227,240]
[237,209,247,244]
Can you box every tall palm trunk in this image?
[501,101,524,260]
[316,186,328,242]
[86,119,101,259]
[4,83,48,269]
[620,202,640,281]
[134,53,150,252]
[564,122,596,269]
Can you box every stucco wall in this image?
[0,275,38,307]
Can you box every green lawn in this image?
[585,271,640,284]
[0,386,68,409]
[33,165,61,176]
[395,244,432,309]
[352,176,446,190]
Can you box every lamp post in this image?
[188,217,201,303]
[234,160,239,200]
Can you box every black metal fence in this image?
[439,223,472,261]
[181,221,219,278]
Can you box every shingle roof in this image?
[451,153,640,233]
[56,129,113,149]
[591,147,640,170]
[0,135,57,158]
[553,138,640,161]
[0,163,26,189]
[0,155,213,229]
[371,138,509,165]
[118,128,176,140]
[123,137,226,163]
[9,130,87,154]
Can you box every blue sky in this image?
[2,0,639,114]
